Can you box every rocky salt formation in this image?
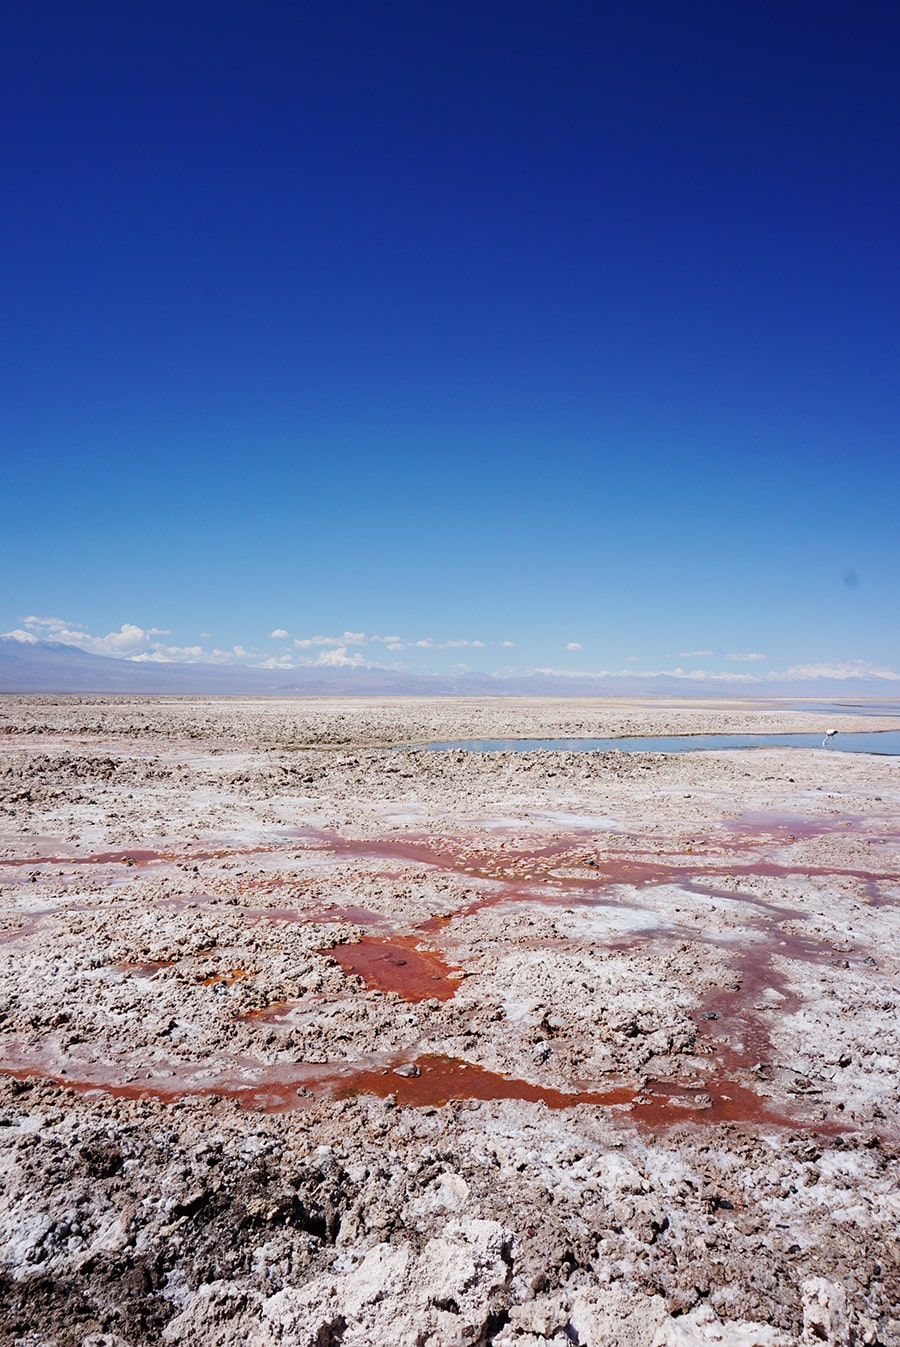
[0,695,898,1346]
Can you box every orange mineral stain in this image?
[0,1052,832,1132]
[326,935,459,1001]
[200,967,253,986]
[116,958,178,979]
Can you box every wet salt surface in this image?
[326,935,460,1001]
[420,731,900,754]
[0,1047,817,1131]
[2,807,898,1132]
[304,825,900,907]
[786,700,900,717]
[5,703,900,1347]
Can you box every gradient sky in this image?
[2,2,898,681]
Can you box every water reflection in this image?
[419,732,900,755]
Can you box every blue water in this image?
[421,732,900,755]
[785,701,900,718]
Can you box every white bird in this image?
[823,730,839,748]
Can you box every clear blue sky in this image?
[2,2,898,681]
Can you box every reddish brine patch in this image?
[0,911,55,944]
[606,907,865,1094]
[1,814,894,1132]
[314,905,391,927]
[0,841,289,872]
[116,958,178,979]
[626,1076,806,1130]
[336,1056,803,1129]
[5,816,897,899]
[249,907,305,925]
[304,827,900,901]
[334,1054,636,1109]
[200,967,253,986]
[325,935,460,1001]
[1,849,169,869]
[0,1052,838,1132]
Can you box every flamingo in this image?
[823,729,838,749]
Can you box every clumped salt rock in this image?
[1,695,898,1346]
[801,1279,849,1347]
[162,1281,263,1344]
[252,1220,511,1345]
[652,1303,793,1347]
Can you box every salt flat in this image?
[0,696,898,1346]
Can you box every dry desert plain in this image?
[1,695,899,1347]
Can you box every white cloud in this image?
[679,650,713,658]
[2,629,39,644]
[22,615,85,632]
[13,616,252,665]
[627,656,640,662]
[500,641,515,648]
[18,616,896,687]
[37,622,150,656]
[256,654,296,669]
[413,638,484,650]
[523,659,900,685]
[8,617,378,668]
[302,646,373,669]
[289,630,495,652]
[293,632,367,649]
[531,666,761,683]
[20,617,190,659]
[779,661,900,682]
[269,628,290,639]
[128,645,211,664]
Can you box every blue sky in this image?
[2,2,898,685]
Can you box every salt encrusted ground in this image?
[0,696,898,1347]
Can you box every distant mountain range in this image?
[1,634,898,699]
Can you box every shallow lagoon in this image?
[422,731,900,754]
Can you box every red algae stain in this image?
[240,1001,301,1025]
[337,1058,834,1133]
[314,905,391,927]
[304,827,900,901]
[116,958,178,979]
[2,849,170,869]
[0,1053,831,1131]
[334,1055,635,1109]
[326,936,460,1001]
[0,1064,302,1115]
[200,967,253,986]
[627,1076,807,1130]
[0,912,55,944]
[2,818,892,1131]
[250,908,304,925]
[0,842,285,873]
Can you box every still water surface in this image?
[422,732,900,755]
[786,701,900,717]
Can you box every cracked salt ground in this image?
[0,695,899,1345]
